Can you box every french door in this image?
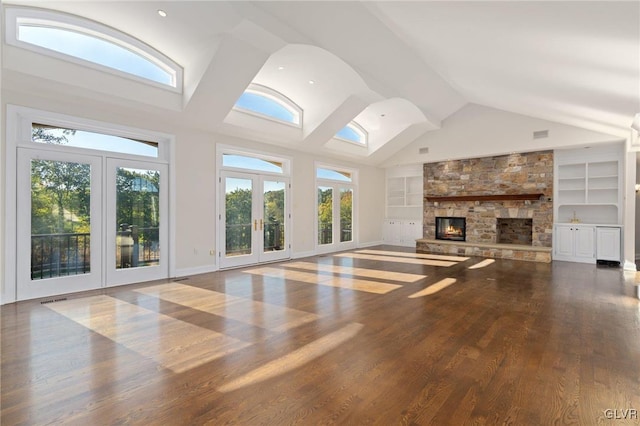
[317,184,355,254]
[219,171,290,268]
[17,150,168,300]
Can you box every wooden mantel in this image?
[425,193,545,202]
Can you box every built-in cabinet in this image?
[596,226,621,262]
[384,165,423,246]
[553,144,624,264]
[553,224,596,263]
[382,219,422,247]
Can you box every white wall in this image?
[382,103,625,167]
[635,153,640,264]
[1,88,385,292]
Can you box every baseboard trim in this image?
[358,240,384,248]
[623,260,638,271]
[292,250,316,260]
[173,264,218,278]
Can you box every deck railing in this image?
[31,232,91,279]
[31,226,160,279]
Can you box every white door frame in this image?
[106,158,169,286]
[4,105,174,303]
[315,164,358,255]
[16,148,103,300]
[218,171,290,269]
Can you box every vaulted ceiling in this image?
[3,1,639,166]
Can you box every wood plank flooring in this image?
[2,246,640,425]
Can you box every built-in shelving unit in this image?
[555,147,622,225]
[387,176,422,207]
[553,144,624,263]
[385,165,423,239]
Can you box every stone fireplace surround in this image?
[416,151,553,263]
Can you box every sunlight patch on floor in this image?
[244,267,401,294]
[134,283,318,332]
[468,259,496,269]
[218,322,364,393]
[408,278,457,298]
[46,295,251,373]
[284,261,426,283]
[336,252,457,267]
[357,249,469,262]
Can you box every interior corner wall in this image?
[0,100,5,305]
[357,165,385,244]
[635,153,640,264]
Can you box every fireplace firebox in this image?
[436,217,466,241]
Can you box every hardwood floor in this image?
[2,246,639,425]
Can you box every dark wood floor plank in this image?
[2,246,640,425]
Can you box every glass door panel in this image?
[260,178,289,263]
[340,188,353,243]
[115,167,161,270]
[17,150,102,300]
[225,177,254,258]
[106,159,167,286]
[318,186,333,245]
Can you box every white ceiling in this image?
[3,1,639,165]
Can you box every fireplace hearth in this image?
[436,217,466,241]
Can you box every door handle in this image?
[254,219,257,231]
[260,219,263,230]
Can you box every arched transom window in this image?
[5,7,183,90]
[335,121,367,146]
[234,84,302,127]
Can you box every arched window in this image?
[5,8,182,90]
[335,121,367,146]
[234,84,302,126]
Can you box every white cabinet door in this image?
[402,220,423,247]
[383,220,402,245]
[596,227,621,261]
[554,225,574,257]
[574,225,595,259]
[553,224,595,263]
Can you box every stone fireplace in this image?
[417,151,553,262]
[496,218,533,245]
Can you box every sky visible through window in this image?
[19,24,173,86]
[32,125,158,157]
[223,154,284,174]
[234,92,297,124]
[317,168,352,182]
[336,124,364,144]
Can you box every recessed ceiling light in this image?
[278,66,285,70]
[308,80,315,85]
[157,9,167,17]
